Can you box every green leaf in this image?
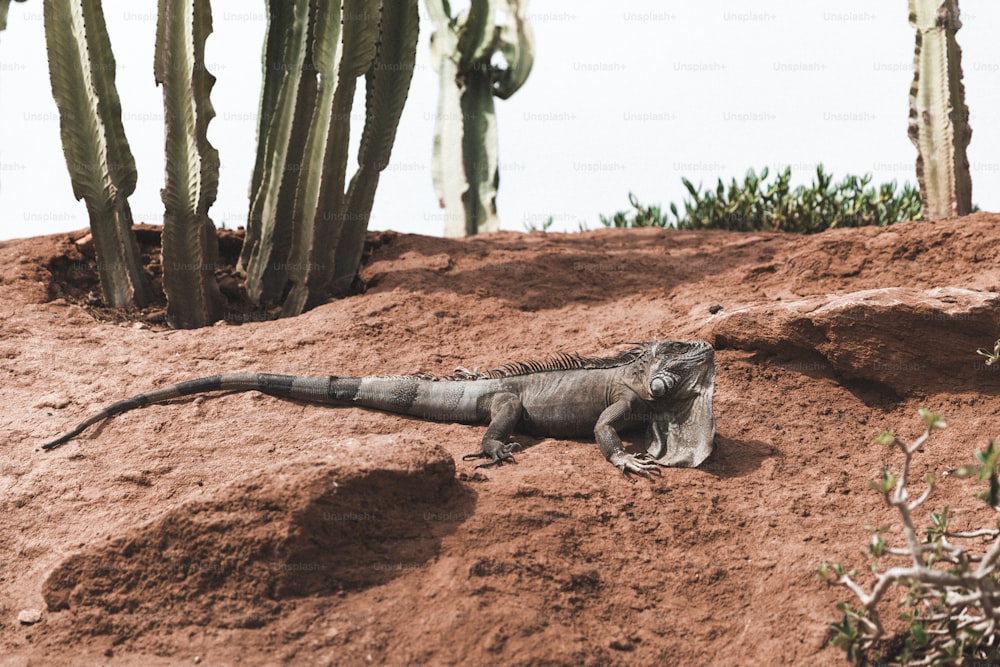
[975,472,1000,508]
[868,469,896,494]
[876,430,897,446]
[977,339,1000,365]
[917,408,947,430]
[974,441,999,482]
[909,621,929,646]
[869,535,886,558]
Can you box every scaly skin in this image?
[41,340,717,479]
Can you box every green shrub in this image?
[601,165,924,233]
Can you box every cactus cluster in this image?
[42,0,419,323]
[241,0,419,315]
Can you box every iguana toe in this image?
[612,452,663,479]
[463,440,521,468]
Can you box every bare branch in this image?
[825,413,1000,663]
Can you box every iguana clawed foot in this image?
[610,451,664,480]
[463,439,521,468]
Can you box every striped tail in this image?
[41,373,339,451]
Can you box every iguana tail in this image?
[41,373,336,451]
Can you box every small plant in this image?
[598,192,671,228]
[523,216,553,232]
[821,409,1000,664]
[977,339,1000,366]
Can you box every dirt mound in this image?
[41,437,464,641]
[2,215,1000,665]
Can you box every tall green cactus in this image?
[908,0,973,219]
[155,0,223,328]
[426,0,533,237]
[42,0,153,308]
[330,0,420,297]
[241,0,419,314]
[239,0,316,306]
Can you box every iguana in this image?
[41,339,716,478]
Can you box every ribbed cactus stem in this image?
[155,0,223,328]
[240,0,313,305]
[908,0,973,219]
[330,0,421,297]
[244,0,419,314]
[42,0,152,308]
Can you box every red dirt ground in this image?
[2,215,999,665]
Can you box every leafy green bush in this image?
[601,165,924,233]
[821,409,1000,665]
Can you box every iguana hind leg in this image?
[462,392,522,468]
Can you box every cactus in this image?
[239,0,316,306]
[328,0,421,297]
[241,0,419,313]
[0,0,27,35]
[154,0,223,328]
[908,0,973,219]
[42,0,153,308]
[426,0,534,236]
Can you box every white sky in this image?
[1,1,998,242]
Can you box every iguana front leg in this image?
[463,392,522,468]
[595,398,662,479]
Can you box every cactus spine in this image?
[154,0,223,328]
[908,0,973,219]
[426,0,534,236]
[42,0,153,308]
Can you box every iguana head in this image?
[645,339,714,399]
[638,339,716,468]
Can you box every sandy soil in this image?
[2,215,1000,665]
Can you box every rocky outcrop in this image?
[704,287,1000,396]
